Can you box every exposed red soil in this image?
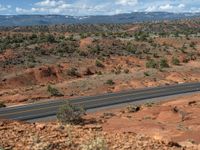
[1,94,200,149]
[0,49,16,61]
[2,56,200,105]
[87,94,200,145]
[79,37,93,49]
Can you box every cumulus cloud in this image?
[35,0,65,7]
[0,4,11,11]
[14,0,200,15]
[115,0,138,6]
[16,0,73,14]
[145,6,157,12]
[159,4,173,11]
[15,0,126,15]
[190,7,200,13]
[145,3,187,12]
[178,4,185,9]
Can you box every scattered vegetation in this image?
[47,85,64,97]
[126,104,140,113]
[126,42,136,54]
[105,80,115,85]
[67,67,80,77]
[0,101,6,108]
[112,66,122,75]
[145,102,155,107]
[146,59,158,68]
[95,60,104,68]
[144,72,150,76]
[81,136,108,150]
[124,69,130,74]
[0,19,199,69]
[1,18,200,106]
[159,59,169,69]
[172,57,180,65]
[57,102,85,125]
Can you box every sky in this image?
[0,0,199,16]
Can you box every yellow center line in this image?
[0,86,197,117]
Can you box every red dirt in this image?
[87,94,200,145]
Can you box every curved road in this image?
[0,82,200,121]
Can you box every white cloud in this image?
[115,0,138,6]
[159,4,173,11]
[16,7,25,13]
[15,0,118,15]
[35,0,65,7]
[0,4,11,11]
[177,4,185,9]
[145,6,157,12]
[145,3,187,12]
[190,7,200,13]
[14,0,200,15]
[16,0,73,14]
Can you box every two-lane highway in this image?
[0,82,200,121]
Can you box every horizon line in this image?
[0,11,200,16]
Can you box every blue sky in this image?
[0,0,199,15]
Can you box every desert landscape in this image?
[0,19,200,106]
[1,94,200,149]
[0,7,200,149]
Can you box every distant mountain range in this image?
[0,12,200,26]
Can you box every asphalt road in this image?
[1,82,200,121]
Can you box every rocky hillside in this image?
[0,19,200,105]
[1,94,200,149]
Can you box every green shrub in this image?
[46,34,56,43]
[80,33,87,39]
[105,80,115,85]
[95,60,104,68]
[190,42,196,48]
[68,35,75,41]
[91,45,101,54]
[0,146,5,150]
[126,42,136,54]
[114,68,121,75]
[126,105,140,113]
[97,71,102,75]
[146,59,158,68]
[159,59,169,68]
[171,57,180,65]
[0,101,6,108]
[67,68,79,77]
[124,69,129,74]
[47,85,63,97]
[29,34,38,40]
[81,137,108,150]
[144,72,150,76]
[57,102,85,125]
[145,102,155,107]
